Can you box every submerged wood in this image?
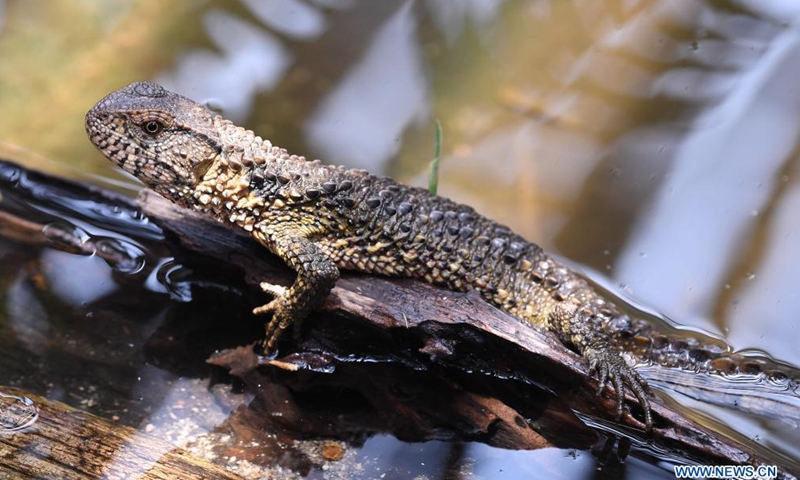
[0,387,244,480]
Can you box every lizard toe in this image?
[259,282,288,298]
[253,298,279,316]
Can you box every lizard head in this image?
[85,82,221,203]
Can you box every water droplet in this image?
[745,272,756,281]
[157,260,193,302]
[0,391,38,432]
[93,237,146,274]
[0,164,22,186]
[42,222,93,255]
[750,209,759,217]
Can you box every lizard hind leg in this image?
[549,300,654,431]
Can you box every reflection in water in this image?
[311,0,357,8]
[337,436,674,480]
[92,236,146,274]
[730,183,800,363]
[158,9,291,123]
[6,268,48,356]
[40,249,117,305]
[425,0,508,46]
[307,1,429,170]
[42,221,93,255]
[42,221,147,274]
[615,10,800,351]
[2,0,800,477]
[640,365,800,427]
[242,0,327,41]
[153,259,194,302]
[334,436,600,480]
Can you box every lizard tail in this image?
[608,315,800,424]
[607,314,796,379]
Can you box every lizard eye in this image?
[141,120,164,135]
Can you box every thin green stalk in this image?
[428,119,442,195]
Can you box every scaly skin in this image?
[86,82,653,429]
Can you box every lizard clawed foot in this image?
[257,299,291,355]
[587,348,653,431]
[253,282,289,318]
[253,282,294,355]
[253,282,288,316]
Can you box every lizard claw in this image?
[253,299,278,316]
[587,348,653,431]
[253,282,288,316]
[259,281,287,298]
[253,283,293,354]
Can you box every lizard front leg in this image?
[549,299,653,430]
[251,224,339,354]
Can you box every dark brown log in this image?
[138,190,797,476]
[0,387,244,480]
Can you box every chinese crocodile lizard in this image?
[88,82,775,432]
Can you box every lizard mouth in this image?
[192,156,217,182]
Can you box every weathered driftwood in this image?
[139,189,796,475]
[1,160,796,476]
[0,387,244,480]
